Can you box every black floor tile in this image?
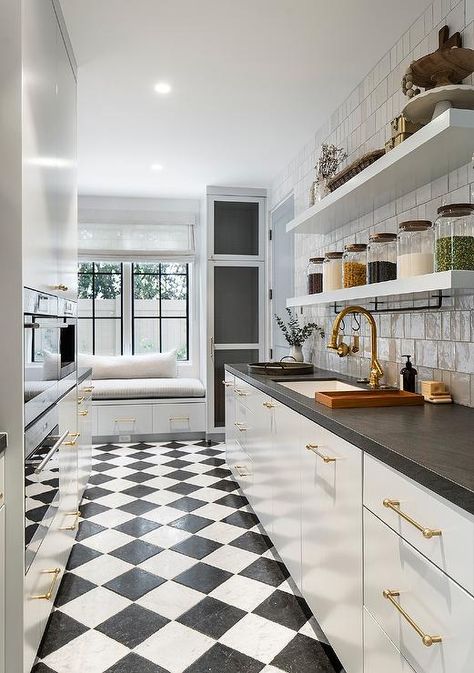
[114,517,162,538]
[215,494,249,509]
[204,467,232,478]
[75,519,107,542]
[79,502,109,519]
[87,473,115,486]
[82,486,113,501]
[178,596,245,639]
[239,557,290,587]
[91,452,118,461]
[118,499,160,516]
[165,482,201,496]
[171,535,222,560]
[110,539,163,565]
[54,572,97,608]
[162,458,190,468]
[127,460,156,471]
[196,448,222,456]
[37,611,88,658]
[193,440,220,448]
[169,514,214,534]
[92,462,116,473]
[94,444,122,451]
[164,469,196,481]
[271,634,342,673]
[123,471,156,484]
[209,479,239,492]
[230,531,272,554]
[127,442,155,450]
[31,664,58,673]
[122,484,156,499]
[222,510,259,529]
[103,653,170,673]
[168,496,206,512]
[185,643,264,673]
[96,603,169,648]
[200,457,226,467]
[253,589,312,631]
[104,568,166,601]
[66,543,102,570]
[130,450,155,459]
[175,562,232,594]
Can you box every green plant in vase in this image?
[274,308,325,362]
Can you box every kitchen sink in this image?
[276,379,365,397]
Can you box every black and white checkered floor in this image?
[33,440,344,673]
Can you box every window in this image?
[78,262,190,360]
[78,262,123,355]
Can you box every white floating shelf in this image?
[286,271,474,308]
[286,109,474,236]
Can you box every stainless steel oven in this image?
[58,298,77,379]
[24,406,69,572]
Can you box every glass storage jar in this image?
[323,251,343,291]
[343,244,367,288]
[397,220,434,278]
[307,257,324,294]
[435,203,474,271]
[367,233,397,283]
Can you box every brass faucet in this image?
[327,305,384,389]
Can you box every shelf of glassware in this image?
[286,270,474,308]
[286,108,474,236]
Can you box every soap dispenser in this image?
[400,355,417,393]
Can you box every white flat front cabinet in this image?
[77,391,93,500]
[301,418,363,673]
[364,608,416,673]
[153,403,206,434]
[58,387,80,528]
[96,404,153,437]
[364,454,474,595]
[245,393,274,535]
[0,506,4,673]
[271,404,302,588]
[364,508,474,673]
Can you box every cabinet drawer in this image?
[364,454,474,594]
[364,608,415,673]
[364,508,474,673]
[96,404,153,437]
[227,440,253,497]
[153,403,205,434]
[233,377,258,409]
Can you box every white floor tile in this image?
[82,529,134,554]
[42,629,129,673]
[187,487,227,503]
[137,580,203,619]
[219,613,295,664]
[73,554,132,585]
[204,545,259,574]
[198,521,243,544]
[184,474,219,487]
[210,574,274,612]
[193,502,235,521]
[60,586,131,628]
[142,505,184,525]
[87,508,135,528]
[139,549,197,580]
[101,478,138,493]
[91,492,135,509]
[141,525,191,549]
[141,489,182,506]
[135,621,214,673]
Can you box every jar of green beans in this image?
[435,203,474,271]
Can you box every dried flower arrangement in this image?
[274,308,325,347]
[310,144,347,205]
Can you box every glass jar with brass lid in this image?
[367,233,397,283]
[307,257,324,294]
[434,203,474,271]
[343,243,367,288]
[323,251,343,291]
[397,220,434,278]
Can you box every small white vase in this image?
[289,345,304,362]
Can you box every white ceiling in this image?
[60,0,430,198]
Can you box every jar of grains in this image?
[367,233,397,283]
[307,257,324,294]
[343,243,367,287]
[323,251,343,291]
[397,220,434,278]
[435,203,474,271]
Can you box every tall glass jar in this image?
[367,233,397,283]
[397,220,434,278]
[323,251,343,291]
[435,204,474,271]
[343,244,367,287]
[307,257,324,294]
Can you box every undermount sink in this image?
[277,379,365,397]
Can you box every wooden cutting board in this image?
[315,389,425,409]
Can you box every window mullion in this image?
[122,262,133,355]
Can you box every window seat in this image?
[91,377,205,400]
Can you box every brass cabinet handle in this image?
[78,410,89,417]
[169,416,190,421]
[383,589,442,647]
[383,499,442,539]
[305,443,336,463]
[31,568,61,600]
[234,389,250,397]
[114,417,136,423]
[222,380,234,387]
[64,432,81,446]
[77,396,85,405]
[61,510,81,531]
[82,386,94,393]
[52,284,68,292]
[234,422,248,432]
[263,401,276,409]
[235,464,251,477]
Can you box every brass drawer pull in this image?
[77,396,85,405]
[64,432,80,446]
[305,443,336,463]
[52,284,68,292]
[169,416,190,421]
[234,422,248,432]
[31,568,61,600]
[61,510,81,531]
[383,589,442,647]
[234,389,250,397]
[383,499,442,539]
[114,418,136,423]
[222,380,234,387]
[235,464,251,477]
[78,410,89,417]
[82,386,94,393]
[263,401,276,409]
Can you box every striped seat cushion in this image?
[91,377,205,400]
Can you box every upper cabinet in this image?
[208,192,266,261]
[22,0,77,300]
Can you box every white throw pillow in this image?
[78,350,178,380]
[43,350,60,380]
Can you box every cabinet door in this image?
[55,25,77,300]
[58,386,79,526]
[77,387,92,501]
[209,196,265,260]
[0,506,4,673]
[300,417,363,673]
[271,404,302,588]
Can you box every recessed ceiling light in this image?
[151,163,164,171]
[154,82,171,94]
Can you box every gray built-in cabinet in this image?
[206,187,267,434]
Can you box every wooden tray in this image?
[248,362,314,376]
[315,389,425,409]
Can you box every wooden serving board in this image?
[315,389,425,409]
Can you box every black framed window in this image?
[78,262,123,355]
[132,263,189,360]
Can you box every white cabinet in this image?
[77,380,93,500]
[300,417,363,673]
[364,608,416,673]
[96,404,153,438]
[153,402,206,434]
[0,503,4,673]
[58,386,80,527]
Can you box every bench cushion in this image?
[91,377,205,400]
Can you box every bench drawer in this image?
[153,402,205,433]
[364,508,474,673]
[96,404,153,437]
[364,608,415,673]
[364,454,474,594]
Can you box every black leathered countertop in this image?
[225,364,474,515]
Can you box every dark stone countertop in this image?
[225,364,474,516]
[0,433,6,454]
